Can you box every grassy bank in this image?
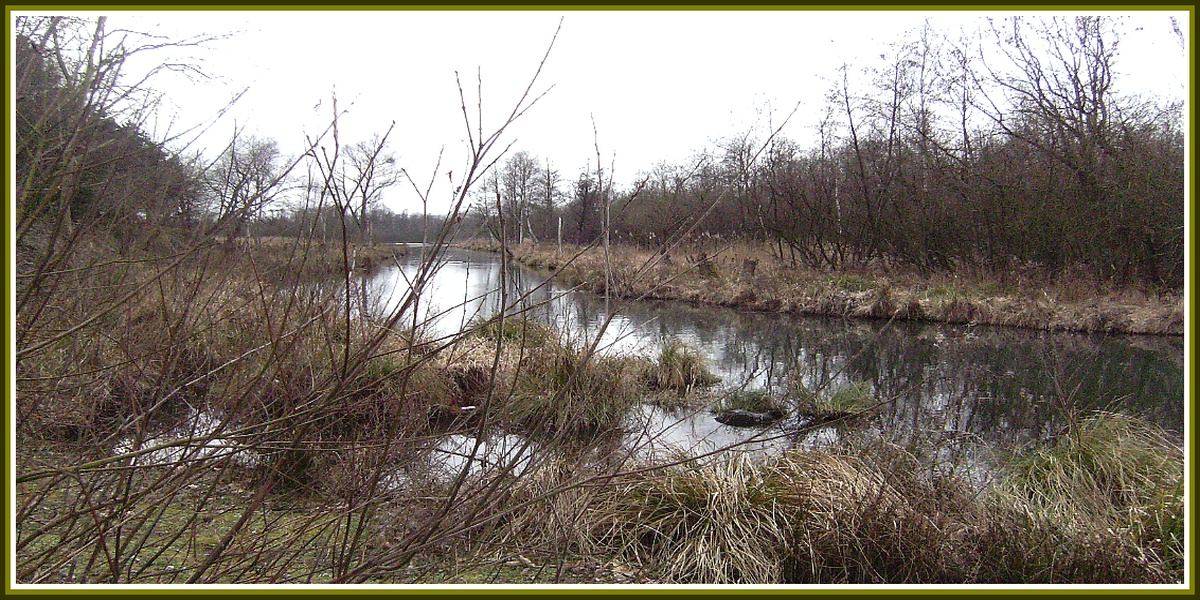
[578,410,1183,584]
[461,240,1184,336]
[18,408,1182,585]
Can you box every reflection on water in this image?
[625,404,788,463]
[429,433,538,479]
[117,247,1183,480]
[363,246,564,341]
[114,409,261,468]
[362,246,1183,473]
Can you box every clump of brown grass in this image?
[568,410,1183,585]
[586,447,948,584]
[641,339,720,394]
[495,335,650,439]
[593,453,794,583]
[977,410,1185,583]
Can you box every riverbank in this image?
[460,240,1184,336]
[18,409,1183,585]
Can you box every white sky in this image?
[17,9,1192,215]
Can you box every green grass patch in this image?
[792,379,876,421]
[827,274,875,293]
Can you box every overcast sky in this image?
[31,9,1192,214]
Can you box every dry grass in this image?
[641,339,721,394]
[476,240,1183,335]
[584,447,955,584]
[16,232,1183,586]
[546,410,1184,585]
[980,411,1186,583]
[592,453,794,584]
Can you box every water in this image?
[122,246,1182,478]
[361,246,1184,470]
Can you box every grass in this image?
[988,411,1186,581]
[710,389,787,417]
[791,379,877,422]
[464,321,660,439]
[15,451,353,584]
[826,273,876,293]
[506,343,646,438]
[578,411,1183,584]
[589,447,944,584]
[597,453,793,584]
[468,314,557,348]
[15,236,1183,586]
[475,240,1183,335]
[18,376,1183,585]
[641,339,721,394]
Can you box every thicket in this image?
[464,17,1183,290]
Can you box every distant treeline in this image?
[468,17,1184,289]
[253,206,454,245]
[15,15,1182,290]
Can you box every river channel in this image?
[359,246,1183,478]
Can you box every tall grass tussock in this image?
[575,410,1183,584]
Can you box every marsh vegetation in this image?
[12,14,1185,588]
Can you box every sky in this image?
[17,9,1192,215]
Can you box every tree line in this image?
[472,17,1185,289]
[15,15,1183,292]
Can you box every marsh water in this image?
[120,245,1183,482]
[360,246,1184,477]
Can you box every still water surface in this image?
[363,247,1183,475]
[116,246,1184,483]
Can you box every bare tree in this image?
[499,150,540,243]
[533,156,564,243]
[204,133,285,240]
[342,126,401,245]
[968,15,1181,285]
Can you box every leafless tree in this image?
[342,127,401,245]
[204,133,285,240]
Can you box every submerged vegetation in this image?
[11,13,1185,589]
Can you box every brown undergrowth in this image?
[462,239,1183,336]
